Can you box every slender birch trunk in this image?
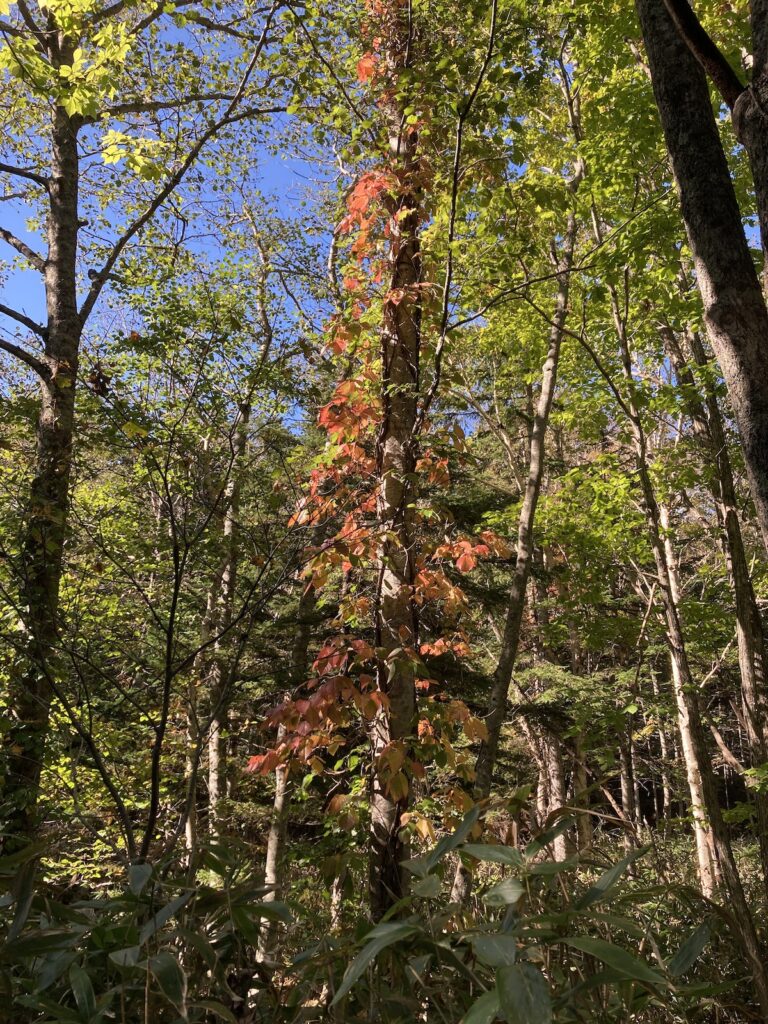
[206,405,250,837]
[450,212,578,902]
[611,308,768,1017]
[257,575,317,960]
[661,323,768,892]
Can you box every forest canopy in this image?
[4,0,768,1020]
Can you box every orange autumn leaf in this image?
[357,52,376,83]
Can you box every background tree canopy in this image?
[4,0,768,1020]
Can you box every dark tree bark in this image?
[661,0,768,285]
[636,0,768,554]
[3,106,82,844]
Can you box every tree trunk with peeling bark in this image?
[368,14,423,920]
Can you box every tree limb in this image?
[0,334,48,377]
[103,91,237,118]
[0,19,26,38]
[15,0,47,52]
[0,161,49,188]
[0,226,45,271]
[79,2,282,324]
[662,0,744,109]
[0,302,47,339]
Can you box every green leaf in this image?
[109,946,141,968]
[497,963,551,1024]
[8,857,37,941]
[461,844,524,868]
[122,421,149,439]
[139,891,192,945]
[668,921,711,977]
[461,988,501,1024]
[148,951,187,1012]
[69,964,96,1020]
[563,938,666,987]
[524,817,576,859]
[425,806,482,872]
[330,922,419,1005]
[471,934,518,967]
[37,950,78,991]
[192,1000,238,1023]
[128,862,153,896]
[412,874,441,898]
[4,930,79,957]
[528,859,577,876]
[172,927,216,969]
[576,847,648,909]
[482,878,524,907]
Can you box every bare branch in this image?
[180,11,254,38]
[414,0,497,436]
[89,0,196,29]
[80,5,283,324]
[0,302,47,339]
[0,334,47,374]
[0,226,45,271]
[0,19,26,38]
[0,334,48,376]
[0,161,49,187]
[103,91,238,118]
[15,0,47,51]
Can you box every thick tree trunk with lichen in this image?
[2,108,81,845]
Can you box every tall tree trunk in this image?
[573,737,592,852]
[614,316,768,1018]
[568,622,592,851]
[257,576,318,960]
[650,670,673,821]
[618,729,637,857]
[185,568,221,864]
[369,189,421,912]
[661,323,768,892]
[2,107,81,844]
[208,404,250,836]
[659,0,768,285]
[450,215,578,904]
[367,7,425,919]
[636,0,768,553]
[475,217,576,802]
[657,503,719,897]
